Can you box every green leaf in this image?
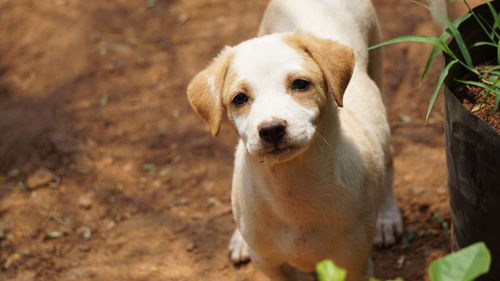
[480,65,500,72]
[426,60,459,121]
[468,0,500,42]
[369,35,455,58]
[421,46,441,86]
[494,94,500,112]
[486,1,500,30]
[428,242,491,281]
[455,79,500,96]
[316,260,347,281]
[471,41,497,48]
[497,39,500,65]
[420,12,471,84]
[413,1,473,67]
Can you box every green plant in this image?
[315,242,491,281]
[369,0,500,120]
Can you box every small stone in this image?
[89,32,101,43]
[395,255,405,269]
[149,266,159,272]
[169,197,190,208]
[78,194,94,209]
[400,114,412,124]
[50,132,80,153]
[186,241,196,252]
[77,226,92,240]
[410,185,424,195]
[79,245,91,252]
[75,154,93,174]
[104,220,116,231]
[7,169,20,178]
[26,168,56,189]
[177,13,190,24]
[159,166,172,176]
[46,231,63,239]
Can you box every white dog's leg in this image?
[228,229,251,264]
[375,156,403,246]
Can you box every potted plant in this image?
[370,1,499,280]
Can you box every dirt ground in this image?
[0,0,480,280]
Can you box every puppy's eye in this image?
[291,79,310,91]
[232,93,249,106]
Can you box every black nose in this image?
[258,120,287,145]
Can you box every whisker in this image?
[316,132,333,152]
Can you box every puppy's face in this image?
[188,31,354,163]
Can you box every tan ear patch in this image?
[285,30,355,107]
[187,47,233,136]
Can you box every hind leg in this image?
[375,153,403,246]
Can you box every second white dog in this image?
[187,0,404,280]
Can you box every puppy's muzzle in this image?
[258,119,287,146]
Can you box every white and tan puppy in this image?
[187,0,403,280]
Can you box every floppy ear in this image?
[286,30,355,107]
[187,47,233,136]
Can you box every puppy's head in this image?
[187,31,354,163]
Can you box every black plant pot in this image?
[444,2,500,280]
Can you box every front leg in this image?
[228,229,251,264]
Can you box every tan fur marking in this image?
[284,30,355,107]
[223,74,253,119]
[285,67,327,115]
[187,47,234,136]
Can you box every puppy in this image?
[187,0,403,280]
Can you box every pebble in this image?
[26,168,56,189]
[77,226,92,240]
[169,197,190,208]
[46,231,63,239]
[400,113,413,124]
[396,255,405,269]
[78,194,93,209]
[79,245,91,252]
[7,169,20,178]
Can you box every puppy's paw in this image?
[375,207,403,247]
[228,229,251,264]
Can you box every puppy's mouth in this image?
[268,146,293,155]
[262,145,294,155]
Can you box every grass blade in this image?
[471,41,498,48]
[455,79,500,96]
[498,39,500,64]
[420,46,441,86]
[485,1,500,40]
[420,12,472,84]
[413,1,474,67]
[465,0,500,42]
[426,60,459,121]
[494,93,500,112]
[486,1,500,29]
[369,35,456,58]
